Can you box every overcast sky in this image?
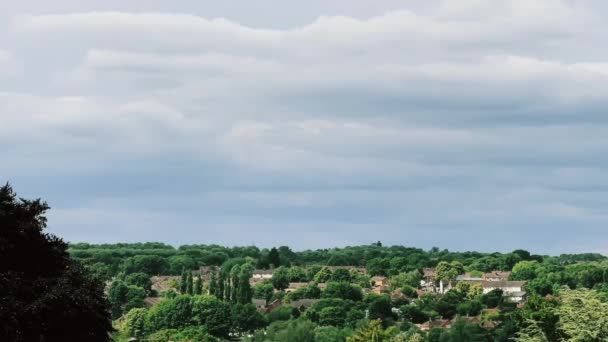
[3,0,608,254]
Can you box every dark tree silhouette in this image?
[0,183,112,342]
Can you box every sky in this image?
[2,0,608,254]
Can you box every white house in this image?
[251,269,274,280]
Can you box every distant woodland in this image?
[3,183,608,341]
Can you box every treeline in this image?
[69,242,606,282]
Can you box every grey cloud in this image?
[2,0,608,254]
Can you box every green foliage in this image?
[191,295,231,338]
[253,281,274,304]
[231,303,267,335]
[287,284,321,301]
[268,247,281,268]
[267,306,294,323]
[511,261,541,280]
[0,184,112,341]
[247,319,317,342]
[121,255,169,275]
[314,266,333,283]
[314,325,352,342]
[272,266,290,290]
[193,274,202,295]
[123,308,147,339]
[436,261,464,281]
[322,282,363,301]
[346,319,396,342]
[125,272,153,295]
[555,288,608,341]
[390,270,422,290]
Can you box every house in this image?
[456,272,483,281]
[504,291,527,303]
[416,319,452,332]
[285,282,310,293]
[370,285,390,294]
[467,280,527,303]
[371,276,389,287]
[287,299,318,311]
[192,266,216,281]
[423,268,437,281]
[421,268,437,292]
[484,271,511,281]
[317,282,328,290]
[150,276,181,293]
[143,297,164,308]
[251,269,274,280]
[253,299,268,312]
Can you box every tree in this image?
[347,319,396,342]
[514,320,549,342]
[0,184,112,341]
[318,306,347,327]
[253,282,275,305]
[124,308,147,339]
[237,267,253,303]
[193,274,203,295]
[145,295,193,332]
[121,255,169,275]
[209,271,218,297]
[186,272,194,295]
[230,303,267,335]
[191,295,232,338]
[109,280,130,318]
[180,269,188,294]
[125,272,153,295]
[481,288,503,308]
[511,261,540,281]
[367,294,393,321]
[321,282,363,301]
[272,267,290,290]
[555,288,608,341]
[313,266,333,283]
[436,261,464,281]
[390,270,422,290]
[269,247,281,268]
[331,268,352,282]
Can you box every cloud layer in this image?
[2,0,608,254]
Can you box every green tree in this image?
[180,269,188,294]
[145,294,193,332]
[269,247,281,267]
[123,308,147,339]
[322,282,363,301]
[109,280,129,318]
[347,319,396,342]
[511,261,540,281]
[253,281,275,304]
[272,267,290,290]
[125,272,153,295]
[191,295,232,338]
[193,274,203,295]
[331,268,352,282]
[0,184,112,342]
[186,272,194,295]
[314,266,333,283]
[390,270,422,290]
[556,288,608,341]
[436,261,464,281]
[209,271,218,297]
[230,303,267,335]
[238,267,253,303]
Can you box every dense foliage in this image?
[69,239,608,342]
[0,184,112,341]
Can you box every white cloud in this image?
[3,0,608,252]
